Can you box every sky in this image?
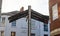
[1,0,49,15]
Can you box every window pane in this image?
[44,34,48,36]
[1,31,4,36]
[31,33,35,36]
[12,21,16,26]
[11,32,15,36]
[44,24,48,31]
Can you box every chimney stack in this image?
[20,7,24,12]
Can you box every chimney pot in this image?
[20,7,24,12]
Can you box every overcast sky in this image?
[1,0,49,15]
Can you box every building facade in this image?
[0,10,49,36]
[0,11,19,36]
[49,0,60,36]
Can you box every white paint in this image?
[0,15,50,36]
[52,3,58,20]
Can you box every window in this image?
[1,31,4,36]
[2,17,5,24]
[12,21,16,26]
[44,24,48,31]
[52,3,58,20]
[31,33,35,36]
[11,32,16,36]
[31,20,35,29]
[44,34,48,36]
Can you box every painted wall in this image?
[0,15,50,36]
[0,15,9,36]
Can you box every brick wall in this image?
[49,0,60,31]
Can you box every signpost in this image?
[28,6,31,36]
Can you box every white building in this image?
[0,9,50,36]
[0,11,19,36]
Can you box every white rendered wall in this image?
[1,15,50,36]
[5,17,49,36]
[0,15,10,36]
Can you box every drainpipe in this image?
[0,0,2,24]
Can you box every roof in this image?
[1,11,20,16]
[8,9,49,24]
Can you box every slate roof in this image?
[8,9,49,24]
[1,11,20,16]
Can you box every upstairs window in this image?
[2,17,5,24]
[31,20,35,30]
[12,21,16,27]
[44,24,48,31]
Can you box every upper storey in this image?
[49,0,60,31]
[8,9,49,24]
